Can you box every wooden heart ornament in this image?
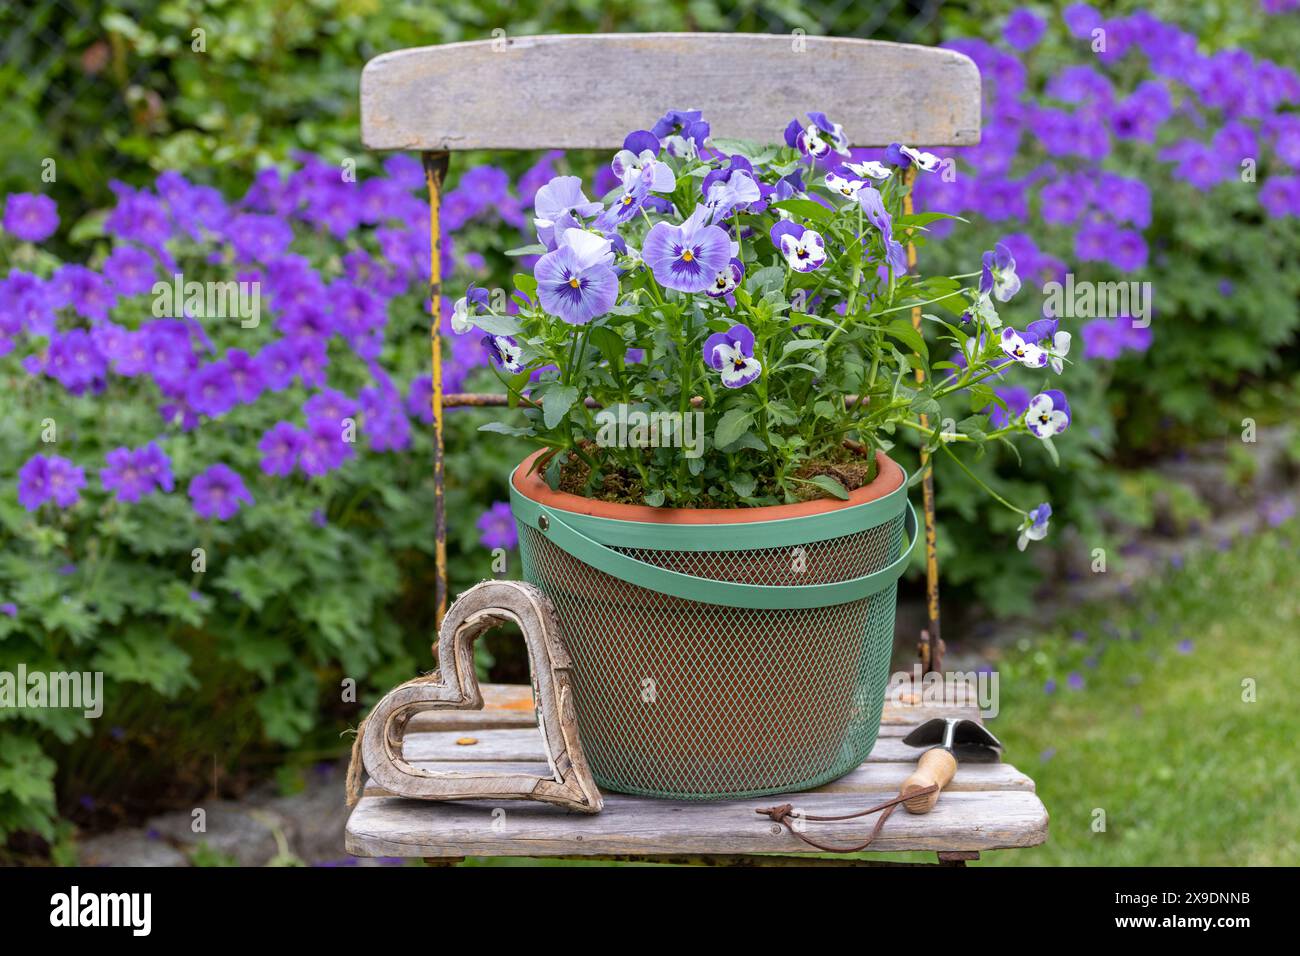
[346,580,602,813]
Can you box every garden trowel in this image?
[899,717,1002,814]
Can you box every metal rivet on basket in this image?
[538,515,550,532]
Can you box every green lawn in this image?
[980,520,1300,866]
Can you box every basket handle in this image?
[531,500,919,609]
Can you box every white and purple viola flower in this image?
[1017,503,1052,551]
[771,221,827,273]
[706,258,745,301]
[610,130,677,193]
[1025,318,1072,373]
[886,143,943,172]
[825,172,866,203]
[483,334,524,374]
[838,159,892,180]
[703,323,762,389]
[642,206,732,293]
[651,109,710,158]
[980,242,1022,302]
[1025,390,1071,439]
[999,326,1049,369]
[784,111,851,159]
[451,283,491,334]
[534,227,619,325]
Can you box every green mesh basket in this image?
[509,461,918,801]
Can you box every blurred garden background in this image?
[1,0,1298,865]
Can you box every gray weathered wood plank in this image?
[400,726,978,764]
[345,789,1046,857]
[361,33,980,151]
[363,759,1035,798]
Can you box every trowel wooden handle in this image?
[900,748,957,814]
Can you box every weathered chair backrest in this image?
[361,33,980,150]
[359,32,980,637]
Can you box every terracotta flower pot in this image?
[508,450,917,800]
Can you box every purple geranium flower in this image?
[477,501,518,550]
[703,323,762,389]
[136,442,174,492]
[101,445,169,503]
[643,207,731,293]
[258,421,303,476]
[534,229,619,325]
[188,463,253,520]
[187,361,237,418]
[103,245,158,296]
[1004,10,1046,50]
[17,454,86,511]
[4,193,59,242]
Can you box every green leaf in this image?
[512,273,538,301]
[804,474,851,500]
[643,490,666,507]
[729,474,757,498]
[769,199,834,224]
[884,318,929,359]
[588,326,626,370]
[714,408,754,448]
[503,243,546,256]
[1040,435,1060,467]
[473,312,522,336]
[478,421,534,437]
[543,384,579,429]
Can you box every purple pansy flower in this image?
[642,206,731,293]
[534,228,619,325]
[188,464,254,520]
[594,165,656,230]
[1025,390,1072,439]
[3,193,59,242]
[703,323,762,389]
[700,170,760,224]
[533,176,603,227]
[477,501,518,550]
[17,454,86,511]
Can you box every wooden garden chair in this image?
[345,32,1048,866]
